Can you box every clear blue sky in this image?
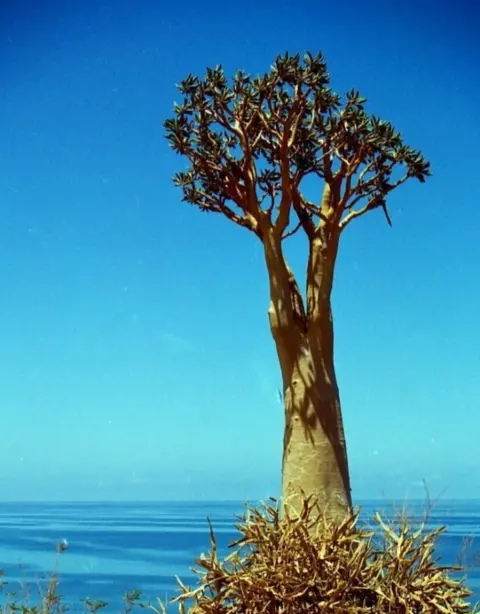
[1,0,479,502]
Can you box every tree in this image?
[164,52,430,521]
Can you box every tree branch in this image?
[281,218,302,239]
[338,195,381,229]
[194,188,258,233]
[339,173,409,230]
[292,187,316,239]
[274,89,307,236]
[210,101,263,224]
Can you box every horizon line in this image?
[1,497,479,504]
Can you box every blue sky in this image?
[1,0,479,502]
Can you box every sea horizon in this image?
[3,497,480,503]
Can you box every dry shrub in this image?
[172,497,478,614]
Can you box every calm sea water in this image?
[0,500,479,612]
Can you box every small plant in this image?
[171,496,480,613]
[0,540,150,614]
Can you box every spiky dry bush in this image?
[172,497,478,614]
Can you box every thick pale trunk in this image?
[262,227,352,522]
[280,324,352,521]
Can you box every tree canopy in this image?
[164,52,430,243]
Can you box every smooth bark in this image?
[263,226,352,522]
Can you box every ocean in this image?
[0,500,479,612]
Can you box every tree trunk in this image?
[280,320,352,521]
[262,227,352,523]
